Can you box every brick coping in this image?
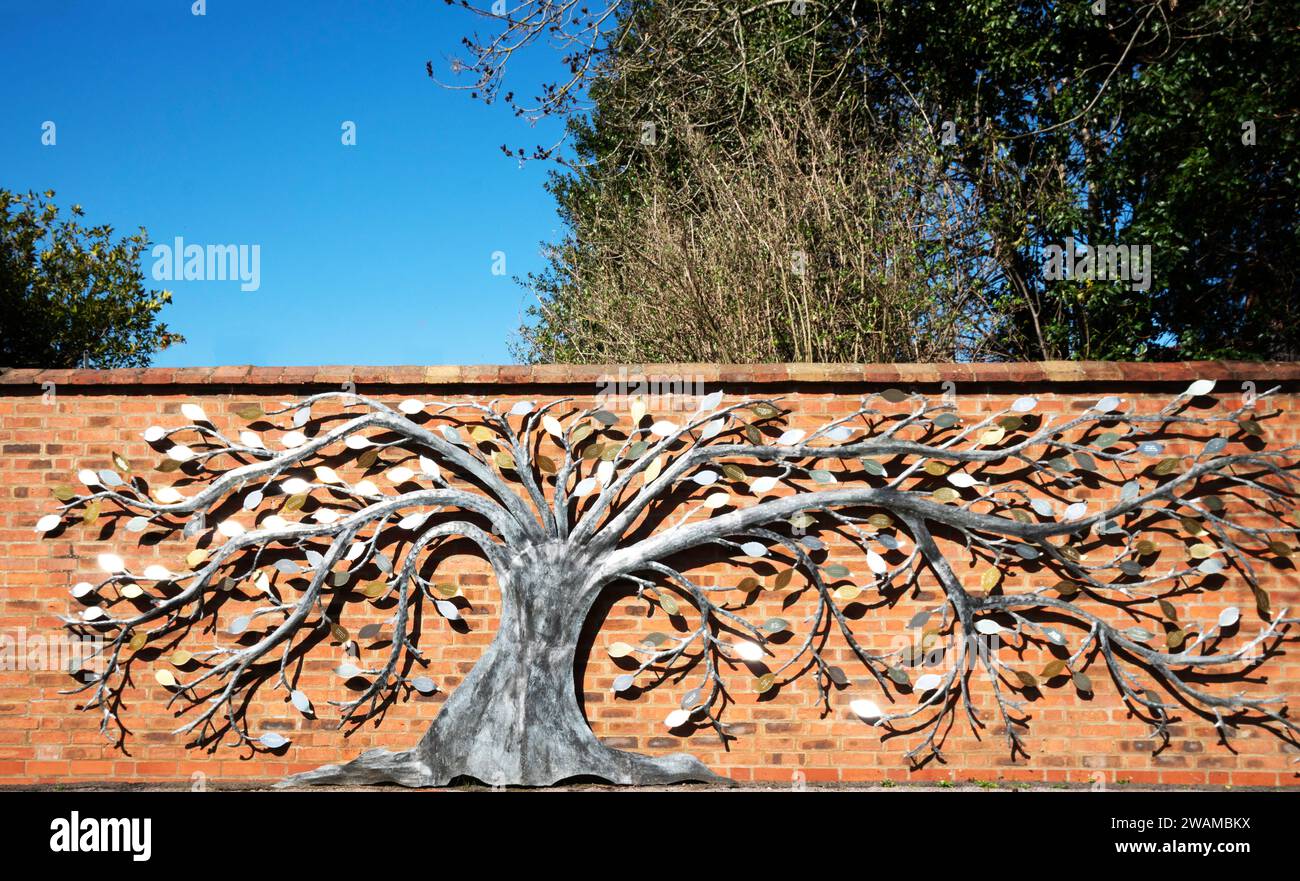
[1,361,1298,389]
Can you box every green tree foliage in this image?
[0,190,182,368]
[872,0,1300,360]
[449,0,1299,363]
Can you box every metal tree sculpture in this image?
[36,382,1300,786]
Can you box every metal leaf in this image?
[692,470,719,486]
[259,732,290,749]
[915,673,943,692]
[861,458,886,476]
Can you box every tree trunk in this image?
[280,543,728,787]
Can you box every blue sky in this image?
[1,0,569,365]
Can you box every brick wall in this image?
[1,362,1297,787]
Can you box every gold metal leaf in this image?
[1153,457,1181,476]
[656,591,680,616]
[834,584,861,602]
[643,457,663,483]
[1053,580,1080,597]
